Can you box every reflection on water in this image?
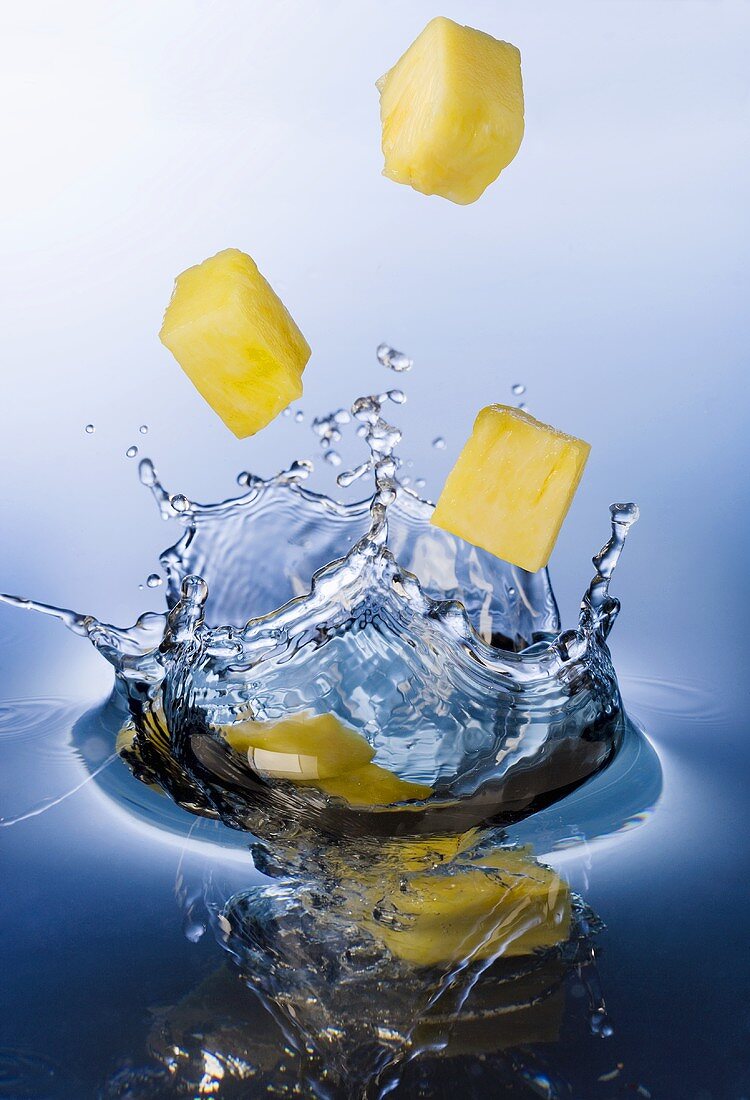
[100,831,608,1098]
[71,699,656,1099]
[0,375,663,1097]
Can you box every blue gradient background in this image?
[1,3,749,1097]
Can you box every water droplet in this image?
[376,343,413,373]
[146,573,162,589]
[415,477,426,489]
[171,494,191,513]
[84,424,95,434]
[518,402,528,411]
[432,436,446,450]
[183,915,206,943]
[590,1009,614,1038]
[287,458,313,481]
[294,411,304,423]
[387,389,406,404]
[138,458,157,486]
[323,449,342,467]
[512,383,526,396]
[126,445,138,458]
[611,501,640,526]
[139,424,149,435]
[282,407,292,417]
[337,461,371,488]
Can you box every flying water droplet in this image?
[512,383,526,396]
[337,462,371,488]
[414,477,426,489]
[182,913,206,943]
[387,389,406,404]
[323,449,342,467]
[282,407,292,417]
[377,343,413,373]
[146,573,162,589]
[139,424,149,435]
[126,445,138,458]
[432,436,446,450]
[294,410,304,423]
[170,494,191,514]
[84,424,95,434]
[287,459,313,481]
[590,1009,614,1038]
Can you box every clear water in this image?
[0,361,747,1099]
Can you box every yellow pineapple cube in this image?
[314,762,432,806]
[377,17,524,205]
[363,846,570,968]
[159,248,310,438]
[431,405,590,573]
[222,711,374,781]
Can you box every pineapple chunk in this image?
[159,248,310,438]
[223,712,431,804]
[363,846,570,968]
[313,762,432,806]
[431,405,590,573]
[377,17,524,205]
[222,711,374,780]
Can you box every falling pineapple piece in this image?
[361,844,570,968]
[159,248,311,438]
[222,711,374,780]
[431,405,590,573]
[377,16,524,205]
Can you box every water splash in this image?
[1,348,639,841]
[376,343,413,373]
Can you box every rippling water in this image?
[1,370,748,1099]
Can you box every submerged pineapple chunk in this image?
[223,711,431,805]
[432,405,590,573]
[223,711,374,780]
[363,845,570,968]
[159,248,310,438]
[377,16,524,204]
[313,762,432,807]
